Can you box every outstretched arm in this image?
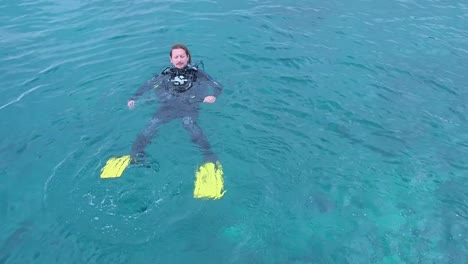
[128,73,165,109]
[197,69,223,103]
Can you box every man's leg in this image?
[130,109,173,159]
[181,114,218,162]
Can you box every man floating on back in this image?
[100,43,226,200]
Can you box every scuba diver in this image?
[128,44,222,162]
[100,44,226,200]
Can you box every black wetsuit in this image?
[129,65,222,162]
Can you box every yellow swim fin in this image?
[100,155,131,179]
[194,161,226,200]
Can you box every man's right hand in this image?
[127,100,135,109]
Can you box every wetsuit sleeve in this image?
[197,70,223,97]
[129,73,165,101]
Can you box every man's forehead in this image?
[172,49,186,55]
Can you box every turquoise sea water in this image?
[1,0,467,263]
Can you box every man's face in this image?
[170,48,189,69]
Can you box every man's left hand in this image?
[203,96,216,103]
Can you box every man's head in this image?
[170,44,191,69]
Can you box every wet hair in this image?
[170,43,192,64]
